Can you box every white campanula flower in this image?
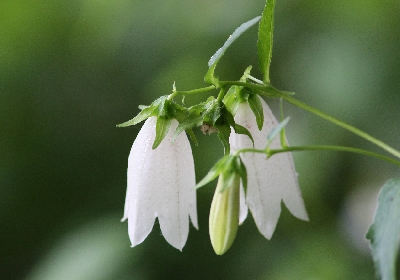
[230,97,308,239]
[121,116,198,250]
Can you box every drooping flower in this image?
[230,96,308,239]
[121,116,198,250]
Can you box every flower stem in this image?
[235,145,400,167]
[170,85,216,99]
[280,95,400,160]
[218,80,400,160]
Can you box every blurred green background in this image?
[2,0,400,279]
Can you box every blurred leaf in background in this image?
[1,0,399,279]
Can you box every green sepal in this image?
[257,0,275,84]
[241,66,253,82]
[152,117,172,150]
[173,113,203,141]
[203,98,221,126]
[236,157,248,192]
[366,177,400,280]
[195,155,234,189]
[116,96,167,127]
[223,86,240,116]
[223,107,254,146]
[185,128,198,146]
[219,170,238,193]
[173,97,219,141]
[215,123,231,155]
[279,98,288,147]
[116,106,154,127]
[266,116,290,149]
[247,93,264,131]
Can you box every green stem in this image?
[219,81,267,92]
[170,85,216,99]
[236,145,400,167]
[216,88,225,103]
[281,95,400,160]
[218,80,400,160]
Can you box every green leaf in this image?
[266,116,290,147]
[366,177,400,280]
[206,16,261,86]
[247,93,264,130]
[257,0,275,84]
[208,16,261,68]
[152,117,171,149]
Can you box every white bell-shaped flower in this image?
[230,97,308,239]
[122,117,198,250]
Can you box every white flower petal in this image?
[230,97,308,239]
[124,117,197,250]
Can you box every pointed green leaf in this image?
[248,93,264,130]
[208,16,261,68]
[366,177,400,280]
[257,0,275,84]
[266,116,290,147]
[206,16,261,87]
[152,117,171,149]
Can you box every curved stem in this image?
[281,95,400,160]
[218,80,400,160]
[236,145,400,167]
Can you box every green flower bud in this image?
[209,173,240,255]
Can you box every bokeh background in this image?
[2,0,400,279]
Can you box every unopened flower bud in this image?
[209,173,240,255]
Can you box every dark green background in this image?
[2,0,400,279]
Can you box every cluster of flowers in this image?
[120,90,308,254]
